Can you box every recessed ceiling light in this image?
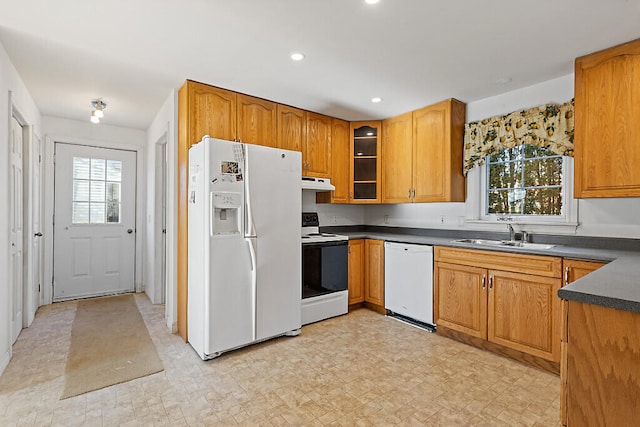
[365,0,380,4]
[371,97,383,103]
[290,52,305,61]
[495,77,512,85]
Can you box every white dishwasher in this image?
[384,242,434,327]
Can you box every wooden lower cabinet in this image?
[434,246,563,366]
[364,240,385,309]
[347,239,385,312]
[348,239,365,305]
[434,262,487,339]
[561,301,640,426]
[563,259,607,285]
[489,270,561,361]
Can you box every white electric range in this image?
[301,212,349,325]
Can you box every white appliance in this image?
[188,137,302,360]
[384,242,435,328]
[301,212,349,325]
[301,176,335,191]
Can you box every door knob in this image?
[127,229,133,234]
[34,232,43,237]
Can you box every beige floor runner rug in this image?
[61,294,163,399]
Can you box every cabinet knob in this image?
[489,276,493,289]
[482,275,486,289]
[408,189,411,199]
[565,266,570,284]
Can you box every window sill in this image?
[465,219,579,235]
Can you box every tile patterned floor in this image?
[0,294,560,426]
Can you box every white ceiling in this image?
[1,0,640,130]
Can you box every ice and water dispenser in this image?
[210,192,241,235]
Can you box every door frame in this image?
[153,133,168,304]
[8,101,29,343]
[43,135,145,305]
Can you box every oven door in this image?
[302,241,348,299]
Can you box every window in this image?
[486,144,563,217]
[72,157,122,224]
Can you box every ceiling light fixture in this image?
[90,99,107,123]
[365,0,380,4]
[371,97,383,103]
[290,52,305,61]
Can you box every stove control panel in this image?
[302,212,319,227]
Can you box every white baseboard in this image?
[0,348,11,377]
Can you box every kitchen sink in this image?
[452,239,555,250]
[452,238,502,246]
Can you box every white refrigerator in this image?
[188,137,302,360]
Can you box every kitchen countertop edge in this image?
[341,231,640,314]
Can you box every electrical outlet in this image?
[440,216,445,224]
[332,215,337,224]
[384,214,390,224]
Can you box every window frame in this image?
[468,155,578,228]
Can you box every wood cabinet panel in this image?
[413,99,466,202]
[329,118,350,203]
[488,270,561,361]
[575,38,640,197]
[562,259,606,285]
[435,246,562,278]
[434,262,487,339]
[237,94,277,147]
[188,81,237,144]
[364,239,384,307]
[305,112,332,178]
[350,121,382,203]
[382,112,413,203]
[348,239,365,305]
[277,104,306,152]
[565,301,640,426]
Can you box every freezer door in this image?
[244,144,302,340]
[384,242,434,325]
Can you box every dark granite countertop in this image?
[325,227,640,314]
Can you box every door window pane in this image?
[72,157,123,224]
[73,180,90,202]
[73,157,90,179]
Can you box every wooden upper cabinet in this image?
[305,112,332,178]
[413,99,466,202]
[382,112,413,203]
[329,118,350,203]
[187,81,237,146]
[575,38,640,198]
[277,104,306,152]
[236,94,277,147]
[351,121,382,203]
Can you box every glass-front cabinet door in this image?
[350,121,381,203]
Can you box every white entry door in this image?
[10,117,24,343]
[53,143,136,301]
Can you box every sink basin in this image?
[452,239,555,250]
[451,239,503,246]
[500,241,556,250]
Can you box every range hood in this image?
[301,176,335,191]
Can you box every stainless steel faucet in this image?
[507,224,515,242]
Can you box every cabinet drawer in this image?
[435,246,562,278]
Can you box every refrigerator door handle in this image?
[246,237,258,340]
[244,148,257,238]
[246,238,257,272]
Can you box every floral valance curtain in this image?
[463,99,574,175]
